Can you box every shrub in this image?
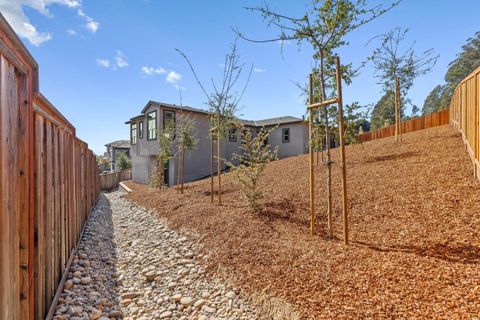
[116,152,131,171]
[228,127,277,212]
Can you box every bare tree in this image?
[369,27,438,142]
[176,40,253,205]
[175,112,198,194]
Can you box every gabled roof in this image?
[141,100,210,115]
[242,116,305,127]
[126,100,305,128]
[105,140,130,148]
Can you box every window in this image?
[147,111,157,140]
[139,121,144,139]
[163,110,175,129]
[228,128,237,142]
[282,128,290,143]
[131,123,137,144]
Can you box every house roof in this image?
[126,100,305,127]
[241,116,305,127]
[142,100,210,115]
[105,140,131,148]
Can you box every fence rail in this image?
[359,108,450,143]
[0,13,100,320]
[100,169,132,191]
[450,65,480,178]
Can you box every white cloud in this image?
[66,29,76,36]
[0,0,97,45]
[114,50,128,68]
[253,67,266,73]
[96,58,110,68]
[166,71,182,84]
[96,50,128,70]
[140,66,167,76]
[77,8,99,33]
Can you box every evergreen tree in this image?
[423,31,480,113]
[370,91,396,130]
[116,152,131,171]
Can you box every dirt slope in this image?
[124,125,480,319]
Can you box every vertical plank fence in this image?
[450,66,480,179]
[0,14,100,320]
[100,169,132,191]
[359,108,450,143]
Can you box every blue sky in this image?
[1,0,479,154]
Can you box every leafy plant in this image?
[228,127,278,212]
[116,152,131,171]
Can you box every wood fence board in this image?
[359,109,450,143]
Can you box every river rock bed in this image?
[53,191,259,320]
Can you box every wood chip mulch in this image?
[124,125,480,319]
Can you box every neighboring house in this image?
[104,140,131,172]
[126,101,308,186]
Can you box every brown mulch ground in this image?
[124,125,480,319]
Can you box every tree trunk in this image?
[395,77,401,143]
[159,157,163,190]
[210,133,214,203]
[181,149,185,194]
[217,114,222,205]
[176,151,181,191]
[319,55,333,239]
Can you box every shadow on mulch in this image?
[355,240,480,265]
[365,151,420,163]
[202,188,236,197]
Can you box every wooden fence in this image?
[359,108,450,143]
[450,66,480,178]
[100,169,132,191]
[0,14,100,320]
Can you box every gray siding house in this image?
[104,140,131,172]
[126,101,308,186]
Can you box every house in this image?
[104,140,131,172]
[125,101,308,186]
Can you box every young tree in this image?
[175,112,198,194]
[176,40,252,205]
[116,152,132,171]
[228,127,278,212]
[370,27,438,142]
[236,0,399,227]
[149,119,175,189]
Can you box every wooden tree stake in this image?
[336,56,349,245]
[306,56,349,244]
[309,74,315,236]
[176,150,181,191]
[217,114,222,205]
[210,131,214,203]
[181,149,185,194]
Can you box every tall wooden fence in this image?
[0,14,100,320]
[450,66,480,178]
[100,169,132,191]
[359,108,450,143]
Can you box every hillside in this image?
[124,125,480,319]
